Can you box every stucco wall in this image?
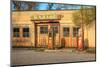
[84,21,96,48]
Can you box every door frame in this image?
[34,21,60,49]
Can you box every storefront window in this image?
[51,26,58,33]
[73,27,79,37]
[13,28,20,37]
[63,27,69,37]
[54,26,58,33]
[40,26,48,34]
[23,28,30,37]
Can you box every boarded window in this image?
[63,27,69,37]
[23,27,30,37]
[13,28,20,37]
[73,27,79,37]
[40,26,48,34]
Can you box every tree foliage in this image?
[73,6,96,26]
[12,1,37,10]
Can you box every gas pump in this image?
[48,26,56,49]
[78,29,84,51]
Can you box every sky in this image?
[37,3,49,10]
[12,1,94,10]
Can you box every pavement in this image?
[11,48,96,66]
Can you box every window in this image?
[13,28,20,37]
[73,27,79,37]
[63,27,69,37]
[52,26,58,33]
[40,26,48,34]
[23,28,30,37]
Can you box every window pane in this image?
[40,26,48,34]
[13,28,19,32]
[13,28,20,37]
[54,26,58,33]
[23,28,30,37]
[23,32,29,37]
[63,27,69,37]
[23,28,29,32]
[51,26,58,33]
[73,27,79,37]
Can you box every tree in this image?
[13,1,21,10]
[72,6,96,50]
[46,3,81,10]
[12,1,37,10]
[73,6,96,26]
[47,3,54,10]
[27,2,37,10]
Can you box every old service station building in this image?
[12,10,95,49]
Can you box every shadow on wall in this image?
[84,38,89,49]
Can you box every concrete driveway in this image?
[11,48,96,66]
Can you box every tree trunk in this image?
[81,6,84,50]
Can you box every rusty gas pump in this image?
[48,26,56,49]
[77,29,84,51]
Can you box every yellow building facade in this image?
[12,10,95,49]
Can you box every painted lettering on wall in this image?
[31,14,63,20]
